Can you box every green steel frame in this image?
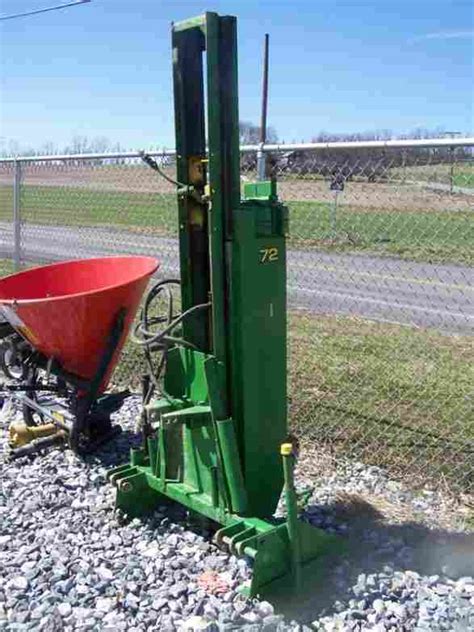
[109,12,343,597]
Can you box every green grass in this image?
[0,184,473,265]
[288,200,474,265]
[389,163,474,189]
[453,170,474,188]
[0,259,15,277]
[0,185,178,234]
[288,313,474,492]
[114,311,473,492]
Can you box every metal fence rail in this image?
[0,139,473,494]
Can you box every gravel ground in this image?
[1,395,473,631]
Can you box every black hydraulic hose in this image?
[133,302,210,348]
[138,151,186,189]
[132,278,210,349]
[133,279,210,409]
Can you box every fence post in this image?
[257,142,266,181]
[13,159,22,271]
[449,146,455,194]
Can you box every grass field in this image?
[289,313,473,490]
[0,185,178,233]
[389,163,474,189]
[0,184,472,265]
[0,259,15,277]
[114,312,473,492]
[454,169,474,188]
[289,201,473,265]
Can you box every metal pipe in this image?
[0,149,177,163]
[243,137,474,152]
[257,33,269,181]
[1,137,472,163]
[13,160,21,271]
[9,430,66,459]
[259,34,269,146]
[450,146,455,195]
[18,394,73,429]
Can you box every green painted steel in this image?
[109,11,345,597]
[243,180,278,201]
[229,199,288,517]
[215,418,247,514]
[108,448,343,597]
[172,21,209,350]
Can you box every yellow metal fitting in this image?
[8,422,57,448]
[280,442,293,456]
[188,155,205,184]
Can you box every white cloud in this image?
[411,30,474,42]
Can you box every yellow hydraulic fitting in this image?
[8,422,57,448]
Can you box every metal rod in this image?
[259,34,269,146]
[13,160,21,271]
[450,146,455,195]
[245,137,474,152]
[281,443,302,589]
[17,394,73,428]
[9,431,66,459]
[0,150,177,163]
[257,34,269,181]
[331,190,339,236]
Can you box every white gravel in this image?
[1,395,473,631]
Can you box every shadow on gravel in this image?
[81,428,142,467]
[85,429,473,627]
[270,495,474,625]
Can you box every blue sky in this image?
[1,0,473,152]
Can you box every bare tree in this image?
[239,121,278,144]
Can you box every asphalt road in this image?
[0,223,472,334]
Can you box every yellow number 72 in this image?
[260,247,279,263]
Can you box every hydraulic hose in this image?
[132,278,210,412]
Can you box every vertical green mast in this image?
[172,13,240,395]
[172,18,210,351]
[172,12,287,516]
[110,12,343,597]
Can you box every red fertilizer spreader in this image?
[0,256,158,457]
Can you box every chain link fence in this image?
[0,139,473,494]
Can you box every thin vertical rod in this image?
[259,34,269,145]
[13,160,21,271]
[450,146,454,194]
[282,447,302,589]
[257,34,269,181]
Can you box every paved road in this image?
[0,223,472,334]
